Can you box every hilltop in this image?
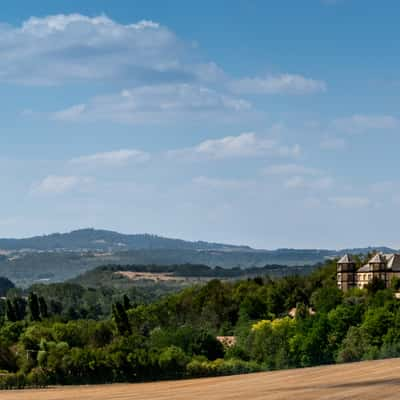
[0,228,396,286]
[0,228,395,255]
[0,228,251,252]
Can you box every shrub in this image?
[0,372,26,389]
[26,368,49,388]
[158,346,189,377]
[186,358,262,378]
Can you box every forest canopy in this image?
[0,258,399,389]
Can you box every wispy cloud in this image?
[52,104,86,121]
[284,176,333,190]
[192,176,250,189]
[32,175,92,195]
[0,14,188,85]
[168,132,301,160]
[230,73,326,95]
[70,149,150,167]
[262,163,332,191]
[320,136,346,150]
[263,163,321,176]
[329,196,371,208]
[50,84,252,124]
[0,13,326,102]
[334,114,399,134]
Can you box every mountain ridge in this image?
[0,228,397,287]
[0,228,396,254]
[0,228,252,252]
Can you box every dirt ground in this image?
[2,358,400,400]
[116,271,187,282]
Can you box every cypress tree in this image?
[28,293,41,322]
[38,296,48,319]
[112,301,131,336]
[13,297,27,321]
[123,294,131,311]
[5,299,17,322]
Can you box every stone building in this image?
[337,253,400,291]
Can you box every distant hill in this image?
[71,263,316,290]
[0,248,329,287]
[0,228,251,252]
[0,228,395,255]
[0,228,397,287]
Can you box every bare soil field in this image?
[3,358,400,400]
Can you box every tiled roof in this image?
[387,254,400,271]
[338,254,354,264]
[358,264,372,272]
[369,253,386,264]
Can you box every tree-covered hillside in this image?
[0,249,322,287]
[1,259,400,388]
[0,229,251,252]
[0,229,395,287]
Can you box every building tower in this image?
[368,253,387,286]
[337,254,356,291]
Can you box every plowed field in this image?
[3,358,400,400]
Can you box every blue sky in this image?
[1,0,400,248]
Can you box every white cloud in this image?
[230,73,326,95]
[303,197,322,208]
[51,84,251,123]
[70,149,150,167]
[334,114,399,134]
[284,176,333,190]
[52,104,86,121]
[5,13,327,127]
[320,136,346,150]
[329,196,371,208]
[33,175,92,195]
[193,176,249,189]
[0,14,193,85]
[168,132,301,160]
[369,181,398,193]
[262,163,332,191]
[263,163,321,176]
[0,14,327,96]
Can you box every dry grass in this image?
[3,358,400,400]
[116,271,187,282]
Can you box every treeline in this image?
[1,258,400,388]
[92,263,315,278]
[0,250,318,287]
[0,282,171,321]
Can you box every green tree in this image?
[123,294,131,311]
[5,299,17,322]
[112,302,131,336]
[158,346,188,377]
[12,297,27,321]
[310,286,342,313]
[28,293,41,322]
[361,307,393,347]
[38,297,48,319]
[366,277,386,294]
[337,326,369,363]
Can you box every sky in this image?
[1,0,400,249]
